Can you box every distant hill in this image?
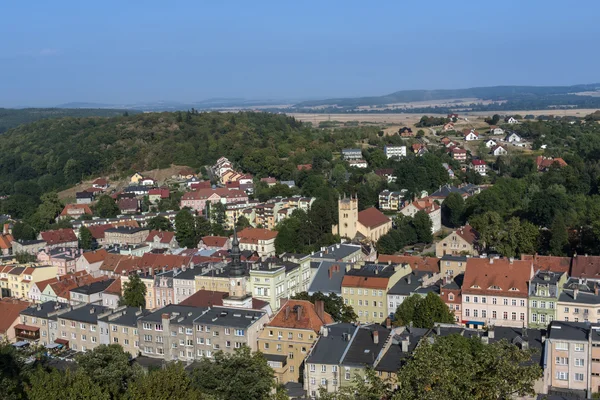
[293,84,600,108]
[0,108,141,133]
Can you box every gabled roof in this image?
[103,278,122,295]
[81,249,108,264]
[571,255,600,279]
[237,228,278,243]
[405,198,440,214]
[148,188,170,198]
[267,299,334,332]
[357,207,390,229]
[0,298,30,333]
[60,204,93,216]
[40,229,77,245]
[118,198,139,211]
[182,188,247,201]
[454,224,479,245]
[471,159,486,166]
[521,254,571,274]
[0,234,13,250]
[145,230,176,244]
[201,236,229,248]
[462,257,533,297]
[180,290,268,310]
[87,224,115,240]
[377,255,440,273]
[93,178,108,185]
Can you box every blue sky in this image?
[1,0,599,107]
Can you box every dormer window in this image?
[471,285,480,289]
[509,287,519,291]
[448,294,454,301]
[489,285,501,290]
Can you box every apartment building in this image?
[439,254,468,278]
[400,197,442,234]
[75,249,109,276]
[104,226,150,246]
[462,257,534,328]
[435,225,479,257]
[386,270,440,317]
[557,279,600,323]
[341,149,362,160]
[248,258,311,310]
[2,265,58,300]
[529,270,567,328]
[100,306,149,357]
[57,304,112,351]
[18,301,70,345]
[0,298,31,342]
[258,300,333,384]
[384,145,406,159]
[440,275,463,322]
[342,263,411,323]
[237,228,278,259]
[378,190,406,211]
[180,188,248,213]
[69,279,115,306]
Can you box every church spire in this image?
[229,218,243,277]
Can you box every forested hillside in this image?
[0,108,140,133]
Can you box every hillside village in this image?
[1,110,600,399]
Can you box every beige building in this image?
[237,228,278,259]
[435,225,479,257]
[101,306,147,357]
[17,301,70,345]
[440,255,468,279]
[557,279,600,323]
[257,300,333,384]
[56,304,113,351]
[104,227,150,246]
[333,196,391,242]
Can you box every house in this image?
[177,168,196,180]
[341,263,411,323]
[348,159,368,169]
[76,249,109,276]
[442,122,454,132]
[199,236,231,251]
[505,116,519,124]
[40,272,101,303]
[99,254,142,278]
[0,298,31,342]
[386,270,440,317]
[505,132,521,143]
[69,279,115,306]
[0,232,14,256]
[399,127,413,137]
[462,129,479,141]
[411,143,426,154]
[528,270,568,329]
[556,278,600,323]
[148,188,170,204]
[520,254,571,274]
[442,163,454,179]
[341,149,362,160]
[18,301,70,345]
[280,180,295,188]
[440,275,463,322]
[440,254,468,278]
[180,188,248,213]
[118,198,139,214]
[141,177,157,186]
[124,185,149,196]
[92,178,109,190]
[60,204,93,219]
[484,139,497,148]
[101,278,122,309]
[76,191,95,204]
[440,136,452,146]
[435,224,479,257]
[489,126,504,135]
[39,228,78,249]
[99,306,149,356]
[333,196,392,242]
[104,226,150,246]
[55,303,112,351]
[261,177,277,187]
[490,144,508,156]
[11,240,47,255]
[384,145,406,159]
[461,257,533,328]
[297,164,313,171]
[257,299,334,383]
[237,228,278,258]
[450,146,467,161]
[470,159,487,176]
[378,189,406,211]
[87,224,116,247]
[536,156,568,172]
[447,113,459,121]
[374,169,396,183]
[145,230,178,250]
[130,172,145,184]
[429,184,481,203]
[307,261,353,296]
[400,198,441,233]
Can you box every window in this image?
[465,296,470,303]
[345,369,351,380]
[575,358,585,367]
[575,373,584,382]
[540,314,546,323]
[155,324,163,331]
[532,314,538,322]
[465,309,470,317]
[575,343,585,352]
[503,312,508,320]
[492,298,497,305]
[448,294,454,301]
[511,299,516,306]
[473,296,478,303]
[511,312,516,320]
[503,299,508,306]
[225,328,230,335]
[332,379,338,386]
[310,377,316,386]
[144,335,152,342]
[186,328,193,335]
[492,311,497,319]
[540,301,545,309]
[564,307,569,313]
[310,364,316,372]
[473,309,478,318]
[574,308,580,314]
[111,325,117,332]
[235,329,244,336]
[321,378,327,386]
[549,302,555,309]
[532,300,538,308]
[143,323,152,330]
[321,365,326,372]
[482,310,487,318]
[555,357,568,365]
[264,343,269,349]
[91,336,97,343]
[481,297,486,304]
[113,337,118,343]
[520,313,525,321]
[332,365,338,372]
[556,372,568,381]
[555,342,568,350]
[91,325,96,332]
[520,300,525,307]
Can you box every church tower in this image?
[223,224,253,308]
[337,194,358,239]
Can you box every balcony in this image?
[14,324,40,341]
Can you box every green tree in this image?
[125,363,206,400]
[147,216,173,231]
[12,221,36,241]
[76,344,142,397]
[94,195,119,218]
[517,220,540,256]
[235,215,251,230]
[412,210,433,243]
[29,192,64,231]
[15,251,37,263]
[318,368,393,400]
[119,274,147,308]
[209,202,227,225]
[175,210,197,248]
[292,292,357,322]
[395,293,454,328]
[26,367,109,400]
[441,192,464,228]
[195,216,212,238]
[190,346,276,400]
[0,342,26,400]
[549,214,569,256]
[79,225,94,250]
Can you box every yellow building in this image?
[2,265,58,300]
[333,196,392,242]
[130,172,144,184]
[257,299,333,384]
[341,263,410,324]
[102,306,149,358]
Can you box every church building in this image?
[332,195,392,242]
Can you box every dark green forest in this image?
[0,108,140,133]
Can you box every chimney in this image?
[595,284,599,297]
[296,305,303,321]
[373,330,379,344]
[328,268,332,279]
[315,300,325,322]
[407,275,412,284]
[401,337,410,353]
[574,288,579,300]
[435,325,441,336]
[489,258,494,264]
[90,307,95,314]
[385,318,392,329]
[285,306,290,320]
[321,326,329,337]
[36,304,41,311]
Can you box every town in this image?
[1,105,600,399]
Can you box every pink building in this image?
[180,188,248,213]
[461,257,533,328]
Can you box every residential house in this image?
[490,144,508,156]
[27,277,56,303]
[4,265,58,300]
[308,261,353,296]
[145,230,178,250]
[440,254,468,278]
[101,306,148,357]
[342,263,411,323]
[463,129,479,141]
[436,225,479,257]
[570,255,600,282]
[505,132,522,143]
[341,149,362,160]
[557,278,600,323]
[489,126,504,135]
[148,188,170,204]
[386,270,440,317]
[484,139,497,148]
[399,127,413,137]
[39,228,78,249]
[60,204,93,219]
[450,146,467,161]
[378,190,406,211]
[297,164,313,172]
[348,159,368,169]
[470,159,487,176]
[180,290,271,316]
[536,156,568,172]
[528,270,567,328]
[75,249,109,276]
[102,278,122,309]
[87,224,116,247]
[399,198,441,233]
[124,185,149,197]
[75,192,94,205]
[521,254,571,274]
[384,145,406,159]
[333,196,392,242]
[92,178,109,190]
[69,279,115,306]
[505,117,519,124]
[442,122,454,132]
[258,300,334,383]
[429,184,481,203]
[18,301,70,345]
[237,228,278,258]
[118,198,139,214]
[0,230,13,256]
[180,188,248,213]
[141,177,157,186]
[56,304,112,351]
[261,177,277,187]
[377,255,440,275]
[199,236,231,252]
[249,257,311,310]
[104,226,150,246]
[440,275,463,322]
[461,257,534,328]
[442,163,455,179]
[0,298,31,342]
[40,273,104,303]
[130,172,145,184]
[374,169,397,183]
[98,254,141,278]
[11,240,45,256]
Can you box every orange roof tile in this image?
[267,299,333,332]
[145,230,176,244]
[237,228,278,244]
[357,207,390,229]
[103,278,122,295]
[377,255,440,273]
[0,298,30,334]
[201,236,229,248]
[462,258,533,297]
[82,249,109,264]
[341,275,389,289]
[60,204,93,216]
[454,224,478,245]
[40,229,77,245]
[0,234,14,250]
[520,254,571,274]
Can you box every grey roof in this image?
[345,263,397,279]
[342,148,362,153]
[342,324,390,367]
[21,301,69,319]
[547,321,594,342]
[558,289,600,305]
[531,270,564,285]
[100,307,151,327]
[440,254,468,262]
[442,274,464,290]
[253,258,300,273]
[376,326,429,372]
[263,354,287,362]
[8,267,25,275]
[58,304,111,324]
[387,271,433,296]
[308,261,352,295]
[193,307,265,328]
[70,279,115,295]
[15,239,46,245]
[310,243,362,261]
[124,185,149,192]
[415,283,441,296]
[76,192,94,198]
[306,323,357,364]
[105,226,148,234]
[139,304,207,325]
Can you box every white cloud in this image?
[39,48,59,56]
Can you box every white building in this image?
[384,145,407,159]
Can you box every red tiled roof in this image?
[357,207,390,229]
[536,156,567,170]
[520,254,571,274]
[180,290,269,310]
[87,224,115,240]
[82,249,108,264]
[201,236,229,248]
[93,178,108,185]
[571,255,600,279]
[0,299,30,334]
[0,234,13,250]
[182,188,247,201]
[85,187,104,193]
[406,198,440,214]
[237,228,278,243]
[462,258,533,297]
[375,169,394,177]
[471,160,486,166]
[40,229,77,245]
[455,224,478,245]
[377,255,440,273]
[260,177,277,184]
[267,299,333,332]
[60,204,93,216]
[148,188,170,198]
[34,277,56,294]
[190,181,212,190]
[103,278,122,295]
[297,164,312,171]
[118,198,139,211]
[139,253,191,271]
[145,230,175,244]
[342,275,389,289]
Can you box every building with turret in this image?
[333,195,391,242]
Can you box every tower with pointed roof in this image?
[224,224,251,307]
